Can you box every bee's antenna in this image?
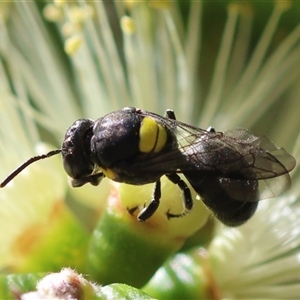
[0,149,62,188]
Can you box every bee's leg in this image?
[72,172,104,187]
[166,110,215,133]
[165,173,193,219]
[206,126,215,133]
[127,206,138,215]
[165,109,176,120]
[137,179,161,222]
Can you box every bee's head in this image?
[61,119,101,187]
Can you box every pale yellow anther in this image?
[62,22,77,38]
[69,6,86,25]
[64,35,83,56]
[120,16,136,35]
[43,4,63,23]
[69,5,94,26]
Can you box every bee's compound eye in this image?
[63,153,79,178]
[63,155,72,177]
[61,119,95,180]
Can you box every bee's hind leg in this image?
[165,173,193,219]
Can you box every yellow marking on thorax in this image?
[155,123,167,152]
[139,117,167,153]
[101,168,116,180]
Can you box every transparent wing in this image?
[134,112,295,200]
[176,126,296,179]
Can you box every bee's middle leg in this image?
[165,173,193,219]
[137,179,162,222]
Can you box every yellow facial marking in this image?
[101,168,116,180]
[139,117,167,153]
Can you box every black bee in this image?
[1,107,296,226]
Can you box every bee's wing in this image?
[222,128,296,178]
[176,126,296,179]
[258,174,292,199]
[134,115,295,200]
[174,125,295,201]
[165,123,295,201]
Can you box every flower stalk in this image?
[87,179,209,287]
